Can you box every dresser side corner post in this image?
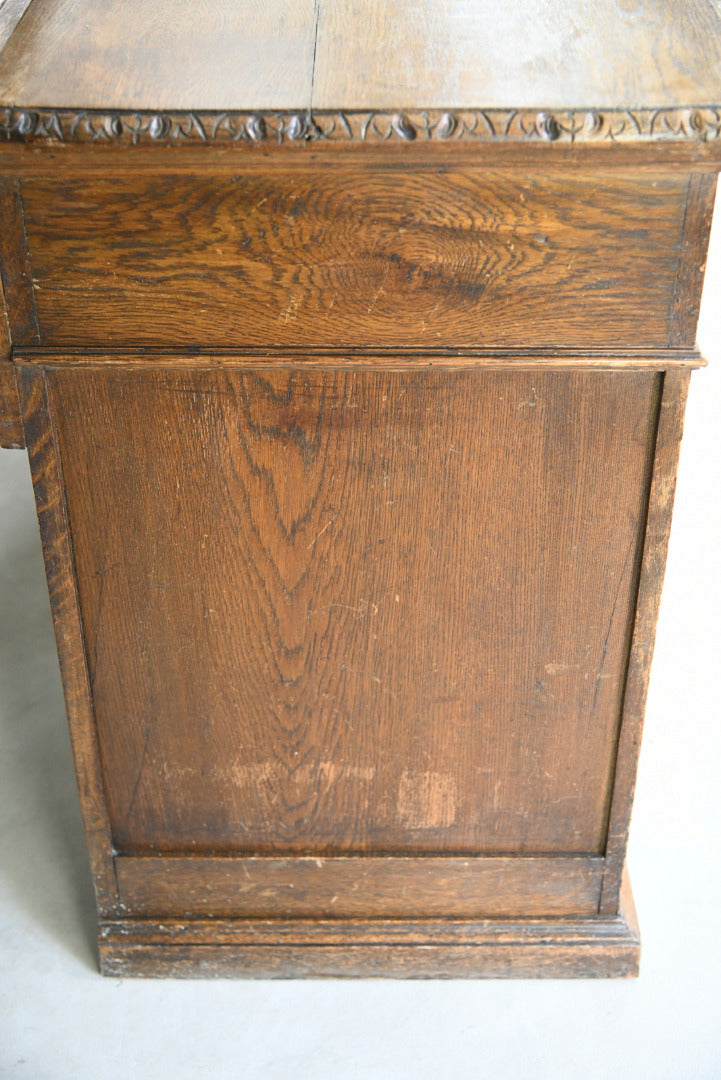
[16,362,119,920]
[600,367,692,915]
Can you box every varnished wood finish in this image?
[1,0,719,112]
[17,365,118,916]
[0,177,38,346]
[39,364,658,858]
[19,169,687,351]
[600,368,691,914]
[115,855,603,919]
[99,871,639,978]
[0,1,33,53]
[13,351,708,371]
[0,363,23,447]
[0,257,10,361]
[3,107,721,150]
[669,172,719,347]
[1,0,717,979]
[313,1,721,112]
[0,0,317,112]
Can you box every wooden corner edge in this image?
[0,361,24,447]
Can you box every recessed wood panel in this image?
[20,168,686,350]
[115,854,603,918]
[43,364,659,857]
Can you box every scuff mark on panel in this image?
[397,771,457,828]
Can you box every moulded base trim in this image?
[98,872,640,979]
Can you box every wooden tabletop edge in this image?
[1,105,720,148]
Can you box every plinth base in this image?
[98,875,640,979]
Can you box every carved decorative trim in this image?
[1,106,720,146]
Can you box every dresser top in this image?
[1,0,720,113]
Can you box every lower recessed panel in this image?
[43,363,659,863]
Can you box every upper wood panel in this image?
[19,167,687,351]
[0,0,720,112]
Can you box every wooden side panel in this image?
[0,233,27,446]
[43,363,659,858]
[0,264,10,361]
[16,366,118,914]
[20,169,687,350]
[0,178,39,347]
[600,369,691,913]
[669,172,719,347]
[0,363,24,447]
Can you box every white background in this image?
[1,188,720,1078]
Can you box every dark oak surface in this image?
[18,168,689,351]
[1,0,720,111]
[1,0,717,978]
[115,855,604,919]
[37,365,658,857]
[0,362,22,446]
[98,870,639,979]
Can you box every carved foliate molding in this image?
[1,106,720,146]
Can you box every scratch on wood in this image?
[307,516,335,548]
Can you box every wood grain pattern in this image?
[15,351,706,370]
[669,172,719,346]
[2,0,715,982]
[17,365,118,915]
[19,168,687,350]
[313,0,721,112]
[0,260,10,361]
[0,0,719,111]
[0,0,317,111]
[115,854,603,918]
[98,871,640,978]
[0,362,23,447]
[4,141,721,183]
[0,0,33,53]
[43,363,659,858]
[600,369,691,914]
[0,177,39,346]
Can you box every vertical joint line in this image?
[308,0,321,120]
[16,180,41,347]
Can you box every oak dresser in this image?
[1,0,720,977]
